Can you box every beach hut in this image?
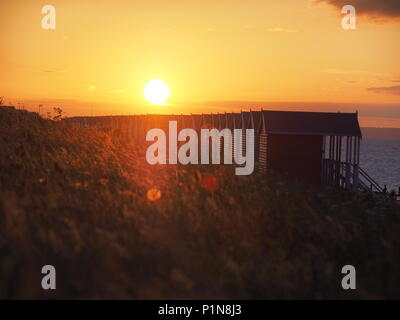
[249,110,263,171]
[257,110,362,187]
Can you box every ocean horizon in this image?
[360,137,400,192]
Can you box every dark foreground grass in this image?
[0,106,400,299]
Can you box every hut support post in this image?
[352,137,360,191]
[345,136,351,189]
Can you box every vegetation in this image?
[1,106,400,299]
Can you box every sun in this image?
[143,79,170,105]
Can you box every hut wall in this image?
[266,134,323,184]
[258,131,268,174]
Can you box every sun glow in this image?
[143,79,170,105]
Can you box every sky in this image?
[0,0,399,126]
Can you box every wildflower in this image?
[201,173,218,192]
[98,178,109,186]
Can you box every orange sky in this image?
[0,0,399,126]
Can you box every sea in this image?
[360,138,400,192]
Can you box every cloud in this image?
[323,68,390,77]
[110,89,128,93]
[366,85,400,95]
[43,69,67,73]
[318,0,400,20]
[268,27,298,33]
[268,27,283,32]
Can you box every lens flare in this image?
[147,188,162,201]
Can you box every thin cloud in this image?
[366,85,400,95]
[268,27,298,33]
[318,0,400,20]
[43,69,67,73]
[110,89,128,93]
[268,27,285,32]
[323,69,390,77]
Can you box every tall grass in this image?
[0,106,400,299]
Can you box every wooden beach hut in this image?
[257,110,362,187]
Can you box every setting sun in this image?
[143,79,170,105]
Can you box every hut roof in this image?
[232,113,242,128]
[202,114,213,128]
[241,112,251,128]
[224,113,235,129]
[261,110,362,137]
[193,114,205,130]
[251,111,263,129]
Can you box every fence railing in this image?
[358,166,384,193]
[323,159,384,193]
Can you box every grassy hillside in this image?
[0,106,400,299]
